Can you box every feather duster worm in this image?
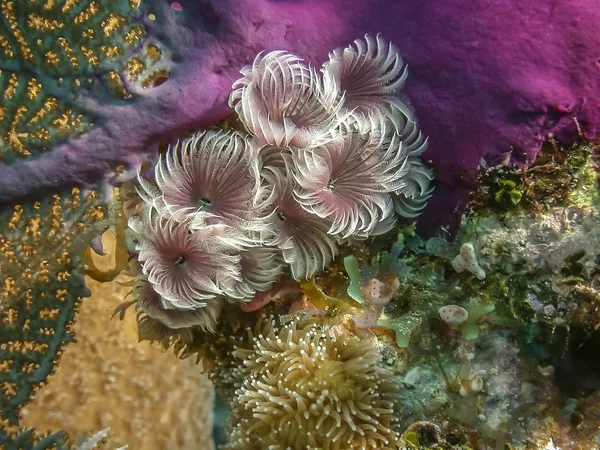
[228,246,285,300]
[230,51,343,148]
[130,212,242,309]
[138,130,267,244]
[262,159,339,280]
[133,277,222,331]
[322,34,414,132]
[292,116,410,238]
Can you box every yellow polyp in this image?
[30,97,59,124]
[105,70,130,98]
[124,25,145,45]
[0,359,13,372]
[44,50,60,67]
[1,0,33,61]
[61,0,78,13]
[25,216,42,238]
[8,206,23,229]
[3,277,16,297]
[145,43,162,62]
[125,56,146,79]
[73,1,100,25]
[33,128,51,143]
[26,78,42,100]
[58,37,79,69]
[101,44,124,59]
[2,381,17,397]
[141,69,170,89]
[27,13,64,31]
[56,289,68,301]
[5,72,18,99]
[101,12,128,37]
[2,309,18,325]
[80,45,99,66]
[0,33,14,58]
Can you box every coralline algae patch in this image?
[18,233,215,450]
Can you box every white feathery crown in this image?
[128,34,435,334]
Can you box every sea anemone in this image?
[129,211,242,309]
[292,116,408,238]
[229,51,343,148]
[322,34,414,132]
[137,130,266,242]
[262,159,339,280]
[223,319,401,450]
[133,277,222,332]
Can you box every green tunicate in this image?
[378,314,423,348]
[460,303,496,340]
[498,179,517,190]
[343,255,364,305]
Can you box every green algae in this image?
[494,179,523,207]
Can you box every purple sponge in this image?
[1,0,598,234]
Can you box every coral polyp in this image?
[223,319,402,450]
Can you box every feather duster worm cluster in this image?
[127,130,282,336]
[222,319,402,450]
[127,35,433,336]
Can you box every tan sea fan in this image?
[223,319,402,450]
